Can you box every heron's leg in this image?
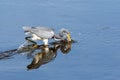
[25,37,37,44]
[43,39,48,45]
[25,37,38,48]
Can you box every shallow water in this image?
[0,0,120,80]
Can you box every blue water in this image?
[0,0,120,80]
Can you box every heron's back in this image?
[23,27,55,39]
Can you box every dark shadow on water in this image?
[0,40,76,70]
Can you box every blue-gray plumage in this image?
[23,26,71,45]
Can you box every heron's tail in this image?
[23,26,32,31]
[22,26,32,35]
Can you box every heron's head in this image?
[59,28,71,42]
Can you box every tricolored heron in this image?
[23,26,71,45]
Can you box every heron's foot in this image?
[25,37,37,44]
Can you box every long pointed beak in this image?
[67,33,71,42]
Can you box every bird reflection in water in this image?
[0,40,75,70]
[26,41,73,70]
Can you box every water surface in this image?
[0,0,120,80]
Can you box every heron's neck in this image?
[53,34,62,41]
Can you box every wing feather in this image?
[23,26,55,39]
